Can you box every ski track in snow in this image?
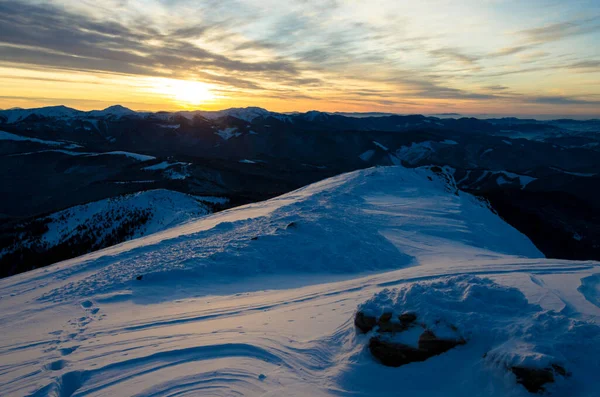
[0,166,598,397]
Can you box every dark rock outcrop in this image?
[355,311,464,367]
[368,330,465,367]
[354,311,418,334]
[354,312,377,333]
[511,364,568,393]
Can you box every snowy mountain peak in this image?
[88,105,139,118]
[303,110,330,121]
[101,104,135,114]
[0,105,80,123]
[197,106,272,122]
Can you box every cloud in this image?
[0,1,305,88]
[530,95,600,105]
[1,0,599,112]
[429,48,480,65]
[382,76,496,100]
[484,85,509,91]
[567,60,600,70]
[490,45,532,57]
[518,17,600,44]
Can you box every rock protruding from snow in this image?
[368,329,465,367]
[511,364,569,393]
[356,275,598,393]
[354,311,417,334]
[355,310,465,367]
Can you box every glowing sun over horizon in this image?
[148,78,217,108]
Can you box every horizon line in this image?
[1,104,599,121]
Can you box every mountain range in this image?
[2,105,600,277]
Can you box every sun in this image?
[171,80,214,106]
[148,78,216,108]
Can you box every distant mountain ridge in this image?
[1,105,598,124]
[2,104,600,276]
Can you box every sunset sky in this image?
[1,0,599,116]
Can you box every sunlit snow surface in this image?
[1,166,599,396]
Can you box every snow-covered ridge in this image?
[11,148,156,161]
[0,105,80,123]
[0,190,222,267]
[198,107,280,122]
[0,105,291,124]
[28,166,543,302]
[40,189,214,246]
[0,166,598,397]
[0,130,65,146]
[0,105,147,124]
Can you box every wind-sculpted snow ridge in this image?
[31,166,540,303]
[0,166,598,396]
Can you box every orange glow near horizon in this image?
[1,0,599,118]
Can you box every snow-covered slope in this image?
[0,166,598,396]
[0,190,221,275]
[38,189,213,246]
[0,105,81,124]
[0,130,66,146]
[197,106,274,122]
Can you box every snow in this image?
[395,141,435,165]
[549,167,597,177]
[0,190,216,263]
[481,148,494,156]
[0,130,65,146]
[359,149,376,162]
[13,149,156,161]
[502,140,513,145]
[142,161,188,171]
[372,141,389,151]
[113,180,155,184]
[193,196,229,205]
[215,127,241,140]
[442,139,458,145]
[158,123,180,129]
[0,166,598,397]
[495,171,537,188]
[142,161,190,179]
[239,159,257,164]
[10,149,95,157]
[0,105,80,123]
[496,175,511,186]
[455,170,472,185]
[63,143,83,149]
[164,167,190,180]
[462,170,537,189]
[92,151,156,161]
[356,275,600,396]
[87,105,139,119]
[199,107,274,122]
